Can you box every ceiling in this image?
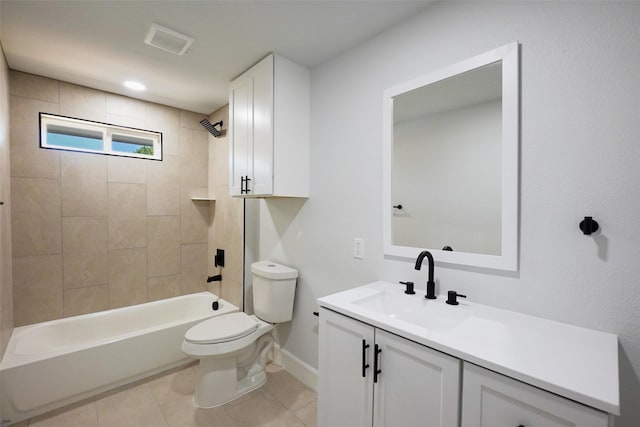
[1,0,433,114]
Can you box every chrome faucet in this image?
[415,250,436,299]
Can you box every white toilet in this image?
[182,260,298,408]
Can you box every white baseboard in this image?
[279,348,318,392]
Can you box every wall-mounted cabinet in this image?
[318,308,460,427]
[229,53,310,197]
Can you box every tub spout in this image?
[207,275,222,282]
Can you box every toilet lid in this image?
[185,312,258,344]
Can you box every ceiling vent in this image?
[144,23,194,56]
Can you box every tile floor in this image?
[16,363,317,427]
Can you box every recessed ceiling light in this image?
[124,81,146,91]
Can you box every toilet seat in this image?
[185,312,258,344]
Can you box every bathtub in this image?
[0,292,238,425]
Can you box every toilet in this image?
[182,260,298,408]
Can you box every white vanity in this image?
[317,281,619,427]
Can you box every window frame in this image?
[39,113,163,161]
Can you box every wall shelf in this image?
[190,197,216,202]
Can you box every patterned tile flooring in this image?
[17,363,317,427]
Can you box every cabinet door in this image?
[318,308,374,427]
[373,329,460,427]
[229,72,252,196]
[461,363,609,427]
[249,54,274,196]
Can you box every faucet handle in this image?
[399,281,415,295]
[446,291,467,305]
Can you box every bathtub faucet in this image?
[207,275,222,282]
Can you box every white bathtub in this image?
[0,292,238,425]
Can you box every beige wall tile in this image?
[180,128,208,188]
[11,177,61,217]
[109,247,147,308]
[11,214,62,257]
[61,178,107,217]
[61,152,107,216]
[146,104,180,156]
[62,217,108,288]
[181,186,209,244]
[59,82,106,122]
[148,275,180,302]
[9,96,60,179]
[63,284,109,317]
[107,156,147,184]
[7,75,245,324]
[105,113,146,129]
[179,110,207,130]
[61,151,107,181]
[147,216,180,278]
[213,134,230,187]
[109,183,146,219]
[10,177,62,256]
[13,254,63,326]
[9,71,59,103]
[108,218,147,250]
[211,194,231,247]
[180,243,208,295]
[106,94,146,119]
[147,155,180,216]
[206,104,243,310]
[108,180,148,249]
[147,184,180,216]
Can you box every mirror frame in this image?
[382,42,520,271]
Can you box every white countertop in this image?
[317,281,619,415]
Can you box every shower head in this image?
[199,119,223,138]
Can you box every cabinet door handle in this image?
[361,339,370,378]
[373,344,382,383]
[240,176,251,194]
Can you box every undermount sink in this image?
[350,285,472,333]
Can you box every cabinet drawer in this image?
[461,363,609,427]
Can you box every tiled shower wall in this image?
[206,105,244,310]
[0,45,13,354]
[9,71,217,326]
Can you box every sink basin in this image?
[350,286,471,333]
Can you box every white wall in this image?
[255,2,640,425]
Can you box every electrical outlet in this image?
[353,238,365,260]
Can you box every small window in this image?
[40,113,162,160]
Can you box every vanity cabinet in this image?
[228,53,310,197]
[318,308,461,427]
[461,363,611,427]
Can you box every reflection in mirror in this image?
[383,42,519,271]
[392,62,502,255]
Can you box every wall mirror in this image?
[382,42,519,271]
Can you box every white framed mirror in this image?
[382,42,520,271]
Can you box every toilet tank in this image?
[251,261,298,323]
